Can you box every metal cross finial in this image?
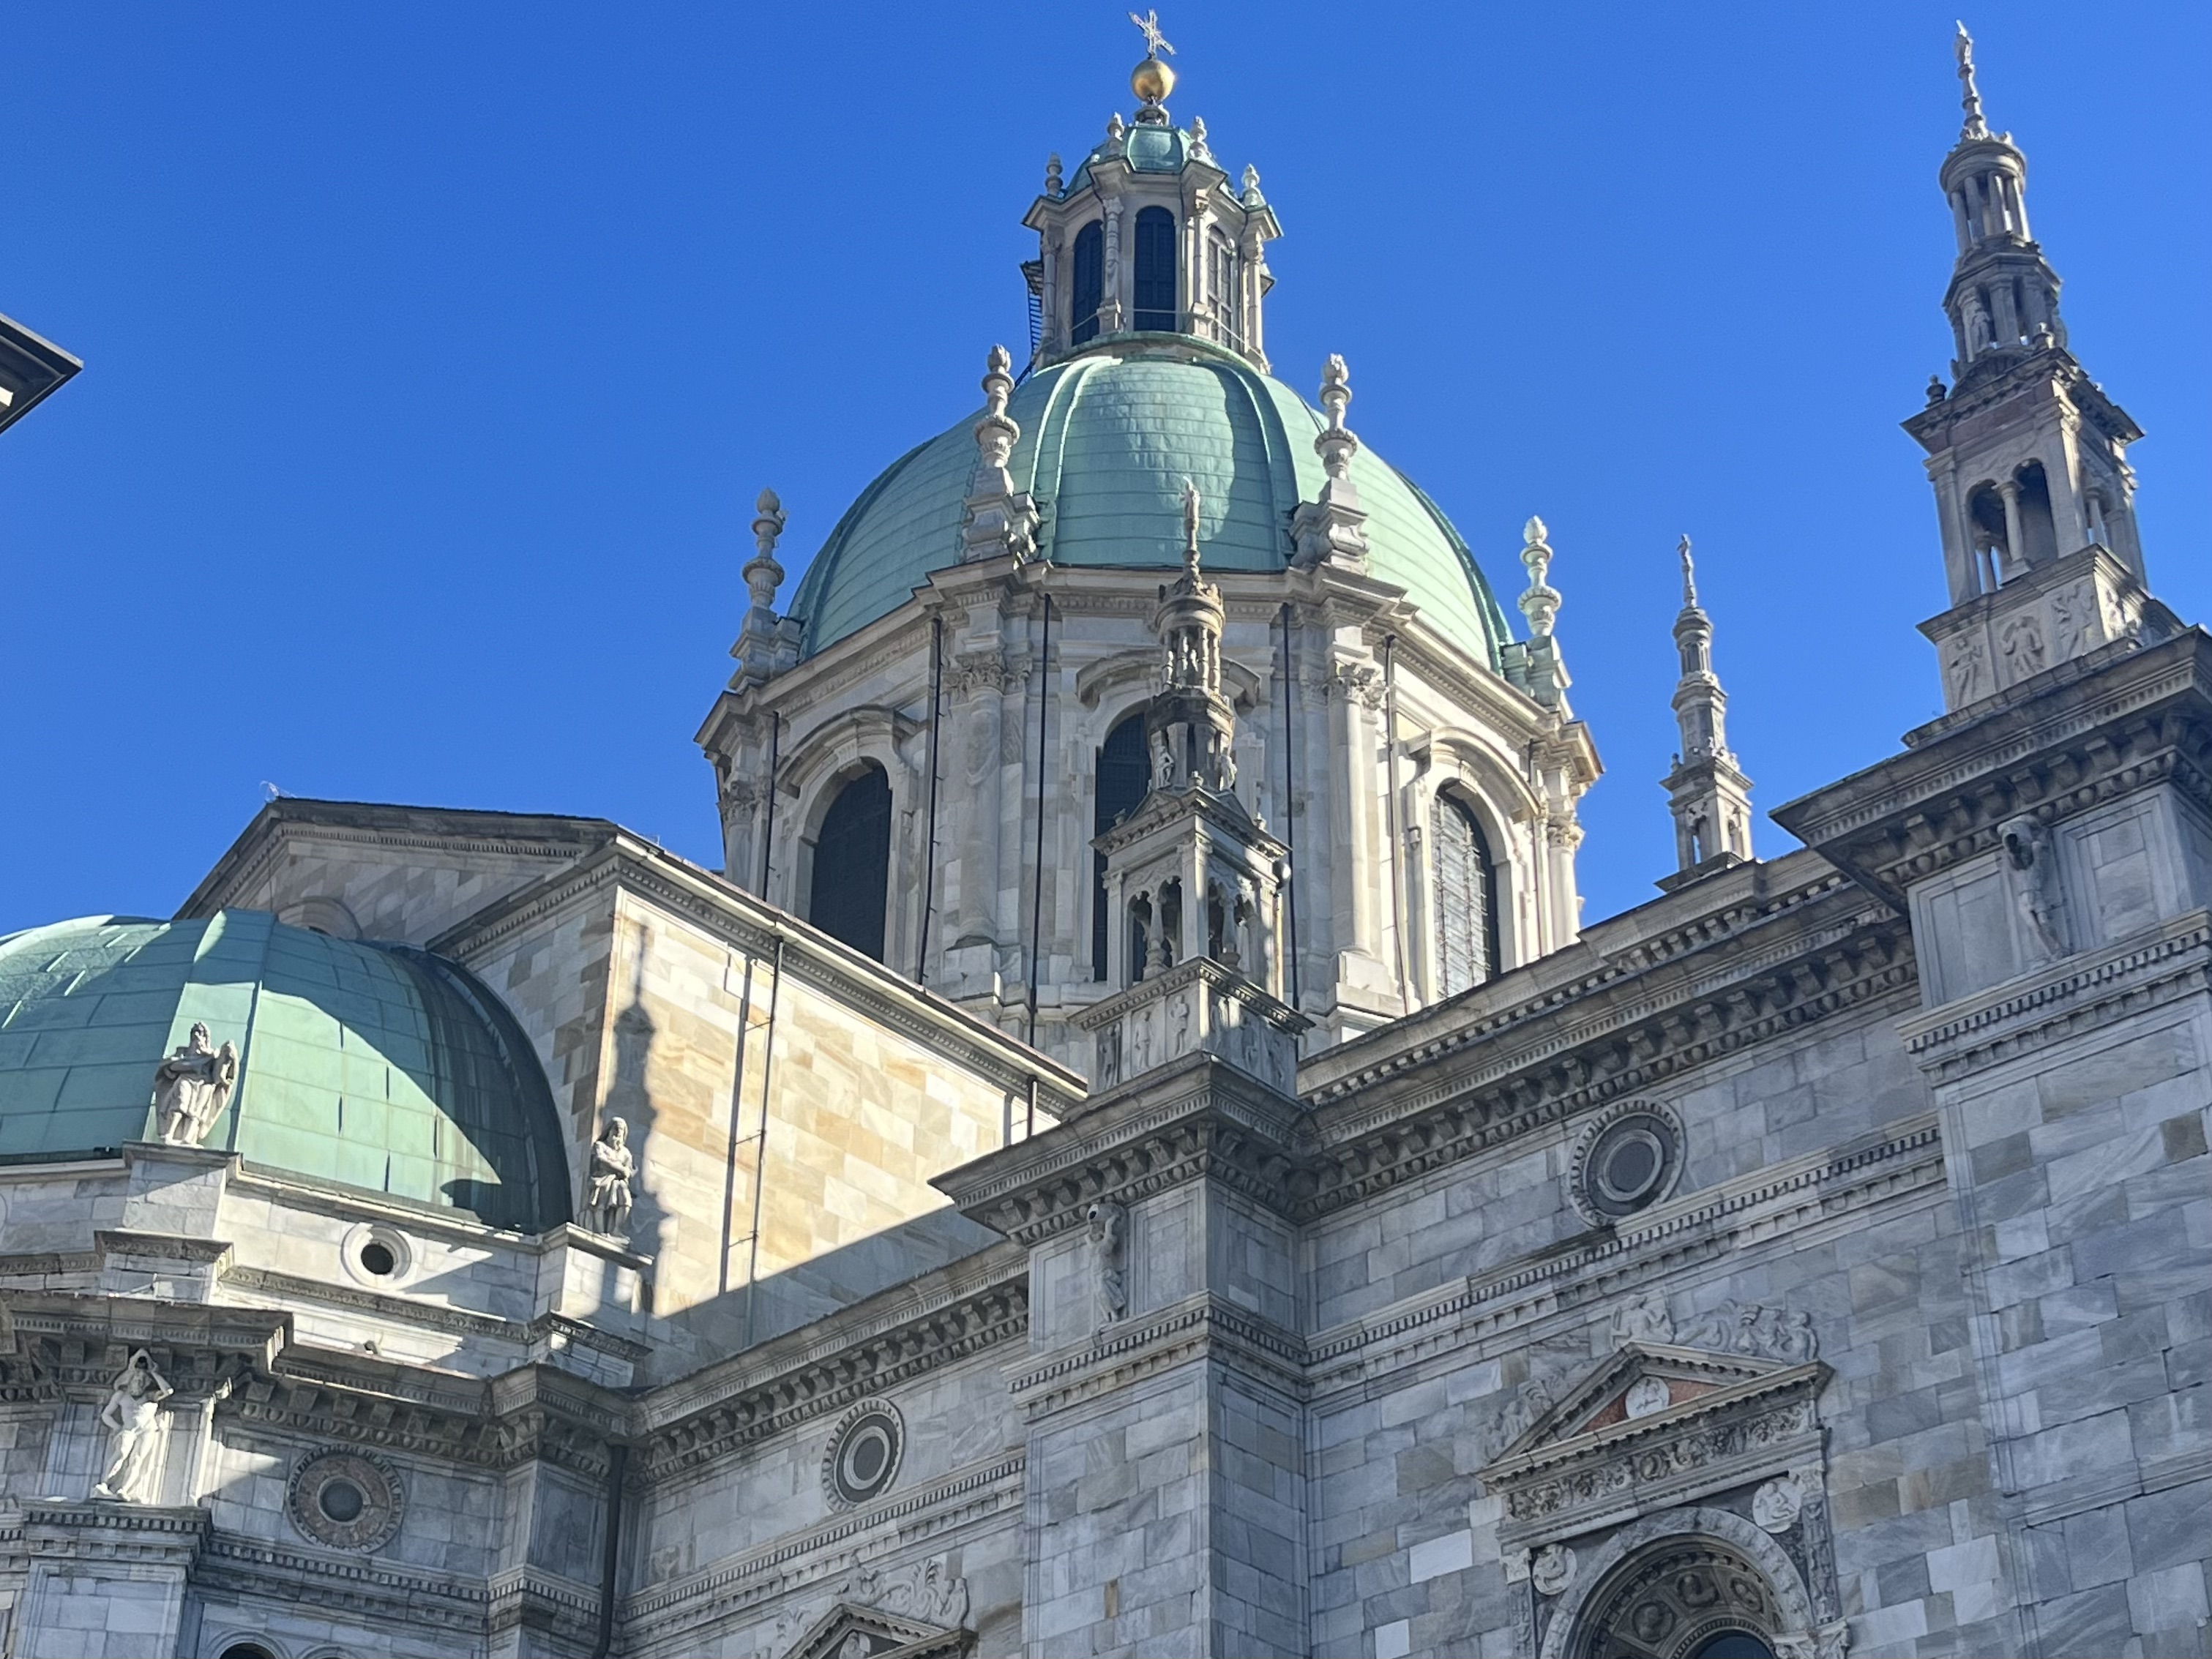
[1677,533,1699,607]
[1954,21,1989,139]
[1129,10,1175,57]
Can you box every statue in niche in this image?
[153,1022,238,1147]
[1943,632,1985,705]
[586,1117,637,1238]
[2000,814,2069,964]
[92,1350,173,1502]
[1151,727,1177,790]
[1087,1201,1128,1324]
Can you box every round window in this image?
[318,1478,365,1523]
[359,1243,397,1277]
[823,1401,904,1508]
[342,1224,413,1287]
[1572,1104,1684,1225]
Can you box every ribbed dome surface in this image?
[788,339,1513,662]
[0,910,569,1232]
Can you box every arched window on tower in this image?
[1432,793,1500,997]
[1132,206,1178,332]
[1207,226,1238,347]
[1093,714,1150,980]
[1071,220,1104,346]
[2013,460,2058,565]
[810,764,892,962]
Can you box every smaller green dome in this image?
[0,911,569,1232]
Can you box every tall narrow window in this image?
[810,764,892,962]
[1208,228,1237,344]
[1093,714,1150,979]
[1433,793,1499,997]
[1071,221,1104,346]
[1132,206,1178,332]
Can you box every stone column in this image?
[1997,479,2027,575]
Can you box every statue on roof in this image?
[586,1116,637,1238]
[92,1349,173,1502]
[153,1022,239,1148]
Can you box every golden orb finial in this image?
[1127,10,1176,108]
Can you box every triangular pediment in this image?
[779,1600,968,1659]
[1487,1341,1810,1472]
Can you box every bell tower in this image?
[1906,25,2177,711]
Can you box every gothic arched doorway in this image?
[1572,1535,1785,1659]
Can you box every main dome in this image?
[0,910,569,1232]
[788,338,1514,662]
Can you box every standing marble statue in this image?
[153,1022,239,1147]
[92,1350,173,1502]
[586,1117,636,1238]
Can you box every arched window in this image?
[2013,460,2058,565]
[218,1647,279,1659]
[810,764,892,962]
[1433,793,1500,997]
[1132,206,1178,332]
[1093,714,1150,980]
[1071,220,1104,345]
[1207,227,1238,343]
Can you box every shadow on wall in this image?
[601,927,668,1276]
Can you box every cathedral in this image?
[0,22,2204,1659]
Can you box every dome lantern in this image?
[1023,20,1280,369]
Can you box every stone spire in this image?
[1659,535,1755,888]
[1506,517,1570,709]
[960,345,1040,564]
[1903,25,2171,713]
[1079,476,1304,1098]
[733,489,796,685]
[1289,355,1370,570]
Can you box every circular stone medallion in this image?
[1569,1101,1686,1226]
[822,1400,905,1509]
[288,1449,404,1552]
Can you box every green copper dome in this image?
[0,910,569,1232]
[788,338,1514,662]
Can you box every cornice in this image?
[1303,1115,1942,1396]
[430,839,1084,1117]
[637,1259,1029,1481]
[195,1530,497,1635]
[1774,631,2212,904]
[1898,907,2212,1082]
[619,1453,1023,1647]
[1007,1292,1307,1418]
[222,1267,651,1363]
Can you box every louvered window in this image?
[1434,794,1499,996]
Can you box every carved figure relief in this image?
[92,1350,173,1502]
[1998,613,2047,684]
[153,1022,239,1147]
[1484,1374,1557,1459]
[1531,1542,1577,1598]
[1095,1025,1123,1089]
[1674,1301,1819,1363]
[1623,1377,1672,1419]
[1610,1292,1675,1347]
[1752,1475,1806,1534]
[1087,1200,1128,1324]
[586,1117,637,1238]
[1943,632,1985,705]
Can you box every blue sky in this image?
[3,1,2205,936]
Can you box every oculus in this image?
[1572,1102,1686,1225]
[823,1400,904,1509]
[288,1448,403,1553]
